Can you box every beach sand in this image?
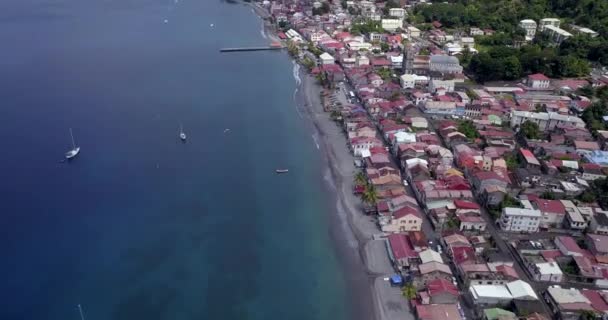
[297,74,414,320]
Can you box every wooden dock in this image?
[220,46,284,53]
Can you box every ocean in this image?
[0,1,350,319]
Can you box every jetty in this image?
[220,47,283,53]
[220,42,284,53]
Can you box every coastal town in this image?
[251,0,608,319]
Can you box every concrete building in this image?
[531,262,563,282]
[319,52,335,65]
[545,287,593,320]
[381,19,402,32]
[526,73,550,89]
[407,26,421,38]
[469,285,513,306]
[400,74,428,89]
[429,79,455,92]
[388,8,406,18]
[570,25,599,38]
[498,207,541,233]
[519,19,537,40]
[510,110,585,131]
[543,25,572,44]
[422,101,458,116]
[429,55,463,74]
[539,18,561,31]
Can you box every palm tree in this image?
[401,283,417,300]
[361,183,378,206]
[580,310,597,320]
[354,171,367,186]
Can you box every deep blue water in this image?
[0,1,349,319]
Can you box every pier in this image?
[220,46,284,53]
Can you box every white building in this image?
[498,207,541,233]
[389,8,406,18]
[381,19,403,32]
[429,79,455,92]
[469,27,484,36]
[570,25,599,38]
[400,74,428,89]
[531,262,563,282]
[319,52,335,65]
[539,18,560,31]
[390,55,403,68]
[543,25,572,43]
[356,55,370,66]
[469,285,513,306]
[429,55,463,74]
[526,73,551,89]
[347,41,372,51]
[422,101,458,115]
[519,19,537,40]
[510,110,585,131]
[407,26,421,38]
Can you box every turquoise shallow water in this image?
[0,1,350,319]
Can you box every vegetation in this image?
[307,43,323,57]
[312,2,330,16]
[376,67,392,81]
[582,101,608,132]
[504,153,520,170]
[350,19,383,35]
[361,183,378,206]
[457,120,480,139]
[382,0,401,16]
[354,171,368,186]
[401,283,417,300]
[520,120,541,139]
[540,191,556,200]
[500,195,522,210]
[579,178,608,208]
[287,41,299,57]
[380,42,390,52]
[580,310,598,320]
[302,56,315,70]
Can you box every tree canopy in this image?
[520,120,540,139]
[457,120,480,139]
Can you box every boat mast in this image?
[77,304,85,320]
[69,128,76,149]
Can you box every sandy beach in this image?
[297,74,414,320]
[246,3,414,320]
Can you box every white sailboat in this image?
[179,124,187,141]
[65,128,80,159]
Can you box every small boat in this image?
[224,128,231,133]
[77,304,86,320]
[275,169,289,174]
[179,124,187,141]
[65,128,80,159]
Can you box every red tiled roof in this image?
[533,199,566,214]
[453,200,480,210]
[528,73,549,81]
[557,236,585,255]
[452,246,475,264]
[427,279,458,297]
[495,264,519,279]
[388,234,417,260]
[541,250,563,261]
[581,290,608,312]
[393,205,422,220]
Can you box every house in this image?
[387,233,418,268]
[470,171,509,207]
[419,261,453,284]
[586,234,608,257]
[530,261,563,282]
[429,55,463,74]
[545,287,594,320]
[562,200,588,230]
[319,52,335,65]
[510,110,585,131]
[526,73,551,89]
[469,27,484,36]
[426,279,459,304]
[498,207,541,233]
[388,8,406,18]
[519,149,541,173]
[381,19,402,32]
[589,210,608,235]
[415,304,463,320]
[507,280,538,301]
[429,79,455,93]
[581,163,604,181]
[574,140,600,156]
[483,308,517,320]
[419,249,443,264]
[350,137,383,157]
[519,19,537,40]
[554,235,585,257]
[381,206,423,233]
[407,26,421,38]
[459,263,519,287]
[469,284,513,306]
[457,212,487,232]
[400,74,428,89]
[530,198,566,229]
[422,101,458,116]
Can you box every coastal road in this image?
[373,277,415,320]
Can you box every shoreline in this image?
[246,3,401,320]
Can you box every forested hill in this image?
[413,0,608,38]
